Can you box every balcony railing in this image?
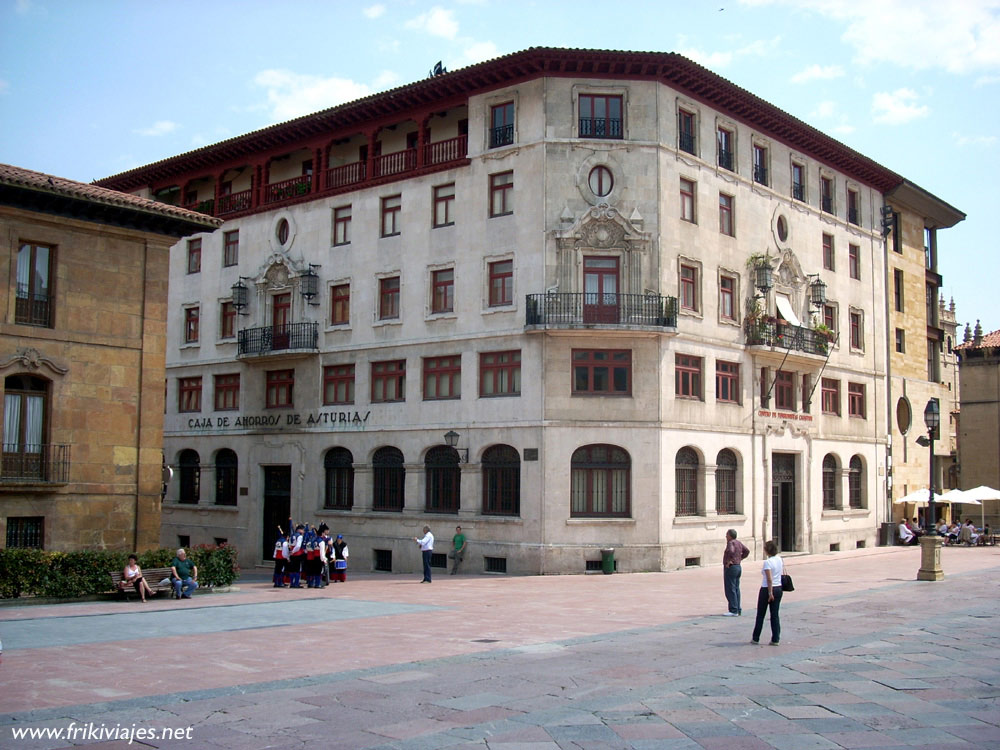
[821,195,833,213]
[325,160,366,190]
[425,134,467,165]
[373,148,417,179]
[679,132,696,155]
[718,148,734,171]
[15,288,51,327]
[218,189,253,216]
[753,165,768,185]
[792,183,805,201]
[237,322,318,357]
[490,124,514,148]
[526,293,678,328]
[182,198,216,215]
[746,321,830,356]
[1,444,70,484]
[848,207,859,225]
[265,175,311,204]
[579,118,623,139]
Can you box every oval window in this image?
[776,215,789,242]
[588,165,614,197]
[276,218,289,245]
[896,397,912,435]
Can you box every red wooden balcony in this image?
[425,135,467,165]
[264,175,312,205]
[325,161,366,190]
[217,189,252,216]
[373,148,417,178]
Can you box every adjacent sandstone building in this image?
[95,48,963,573]
[1,164,220,551]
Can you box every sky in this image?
[1,0,997,332]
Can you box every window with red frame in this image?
[823,304,837,333]
[488,259,513,306]
[719,193,734,236]
[680,264,698,311]
[214,373,240,411]
[381,194,401,237]
[489,171,513,217]
[187,238,201,274]
[323,364,355,405]
[265,369,294,408]
[822,233,835,271]
[333,205,351,246]
[801,374,812,413]
[578,94,623,139]
[184,307,199,343]
[675,354,703,399]
[371,360,405,403]
[423,355,461,400]
[220,301,236,339]
[178,377,202,413]
[480,350,520,396]
[849,244,860,280]
[719,275,736,320]
[330,283,350,325]
[433,183,455,227]
[678,110,697,154]
[822,378,840,415]
[573,350,631,395]
[679,178,695,222]
[717,127,734,170]
[431,269,454,313]
[223,230,239,267]
[716,360,740,403]
[821,176,834,213]
[490,101,515,148]
[847,188,860,225]
[848,382,866,418]
[850,311,863,349]
[571,444,631,517]
[379,277,400,320]
[775,370,795,410]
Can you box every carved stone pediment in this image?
[776,249,806,288]
[554,203,649,253]
[0,348,69,376]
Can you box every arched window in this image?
[3,374,49,480]
[482,444,520,515]
[822,454,838,509]
[675,447,699,516]
[178,449,200,504]
[716,449,737,515]
[849,455,864,509]
[324,447,354,510]
[215,449,237,506]
[372,447,404,512]
[425,445,461,513]
[571,444,630,517]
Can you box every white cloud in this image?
[741,0,1000,75]
[405,6,459,39]
[363,4,385,19]
[254,70,371,122]
[791,64,845,84]
[954,132,997,147]
[813,100,837,118]
[676,35,780,69]
[135,120,178,137]
[457,41,500,67]
[871,88,930,125]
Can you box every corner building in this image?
[97,48,959,574]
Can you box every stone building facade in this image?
[955,325,1000,528]
[96,48,961,574]
[1,164,219,552]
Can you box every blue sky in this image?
[1,0,997,331]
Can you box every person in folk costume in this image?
[317,523,331,587]
[286,524,305,588]
[331,534,349,583]
[306,527,323,588]
[272,531,289,588]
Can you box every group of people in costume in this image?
[272,521,349,588]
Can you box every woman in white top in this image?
[751,540,784,645]
[123,554,154,602]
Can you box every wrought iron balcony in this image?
[792,183,805,201]
[679,132,696,155]
[848,206,859,225]
[579,118,623,139]
[821,195,833,213]
[746,320,831,356]
[1,444,70,484]
[237,322,318,358]
[14,288,51,327]
[718,148,734,171]
[753,165,768,186]
[490,124,514,148]
[525,293,678,329]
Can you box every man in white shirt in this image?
[414,526,434,583]
[898,520,916,545]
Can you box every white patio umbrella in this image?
[894,489,947,505]
[956,485,1000,528]
[939,489,980,505]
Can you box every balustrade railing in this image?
[217,189,252,216]
[746,321,831,355]
[525,293,678,328]
[1,444,70,483]
[425,134,467,165]
[265,175,312,204]
[237,322,318,356]
[373,148,417,179]
[325,161,366,189]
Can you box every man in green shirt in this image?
[449,526,467,575]
[170,548,199,599]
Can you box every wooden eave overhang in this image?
[96,47,905,195]
[887,179,966,229]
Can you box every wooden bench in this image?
[109,567,176,601]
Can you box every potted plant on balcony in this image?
[812,322,835,354]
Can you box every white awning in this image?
[775,295,800,326]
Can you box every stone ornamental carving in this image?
[555,203,649,253]
[0,348,69,376]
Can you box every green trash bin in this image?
[601,548,615,574]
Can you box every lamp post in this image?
[916,398,943,581]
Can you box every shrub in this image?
[0,544,240,599]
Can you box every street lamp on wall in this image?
[300,265,320,305]
[754,261,774,298]
[443,430,468,463]
[808,276,827,308]
[231,277,250,315]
